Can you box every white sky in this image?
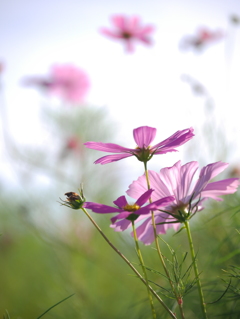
[1,0,240,189]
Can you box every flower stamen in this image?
[122,204,140,212]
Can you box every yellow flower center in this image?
[123,204,140,212]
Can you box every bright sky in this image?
[1,0,240,188]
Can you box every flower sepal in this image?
[134,146,154,163]
[126,213,140,222]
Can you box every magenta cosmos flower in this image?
[84,126,194,164]
[124,160,239,245]
[83,189,174,229]
[23,64,90,104]
[100,15,155,53]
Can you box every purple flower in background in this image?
[84,126,194,164]
[84,189,174,229]
[180,27,224,51]
[126,160,239,245]
[100,15,155,53]
[23,64,90,104]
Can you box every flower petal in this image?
[111,211,132,223]
[125,39,135,53]
[201,178,239,200]
[152,128,194,154]
[192,161,229,197]
[113,195,128,208]
[84,142,133,153]
[100,27,122,39]
[94,153,133,164]
[135,189,154,206]
[133,213,180,245]
[127,170,172,201]
[159,161,198,202]
[110,218,132,231]
[133,126,157,148]
[111,15,126,30]
[83,202,122,213]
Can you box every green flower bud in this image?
[60,188,85,210]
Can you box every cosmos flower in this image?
[84,126,194,164]
[23,64,90,104]
[100,15,155,53]
[180,27,224,51]
[126,160,239,245]
[84,189,174,229]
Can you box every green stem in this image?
[81,207,177,319]
[144,162,185,319]
[184,220,208,319]
[132,221,156,319]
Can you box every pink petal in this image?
[192,162,229,197]
[152,128,194,153]
[159,161,198,202]
[135,189,154,206]
[134,216,154,244]
[83,202,122,213]
[111,211,132,223]
[133,126,157,148]
[128,170,173,201]
[111,15,126,30]
[139,25,155,35]
[110,218,132,231]
[124,39,136,53]
[138,36,152,45]
[100,27,122,39]
[134,213,180,245]
[128,16,141,32]
[113,195,128,208]
[94,153,133,164]
[84,142,133,153]
[201,178,239,200]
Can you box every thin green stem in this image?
[144,161,185,319]
[81,207,177,319]
[132,221,156,319]
[184,220,208,319]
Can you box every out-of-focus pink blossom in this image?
[23,64,90,104]
[60,136,83,159]
[66,136,81,151]
[84,126,194,164]
[123,160,239,245]
[180,27,224,51]
[100,15,155,53]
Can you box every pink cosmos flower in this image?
[125,160,239,245]
[84,189,174,229]
[84,126,194,164]
[100,15,155,53]
[23,64,90,104]
[180,27,224,51]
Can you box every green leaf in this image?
[36,293,75,319]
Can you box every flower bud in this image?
[60,189,85,209]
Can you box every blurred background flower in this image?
[100,14,155,52]
[179,27,224,51]
[23,64,90,104]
